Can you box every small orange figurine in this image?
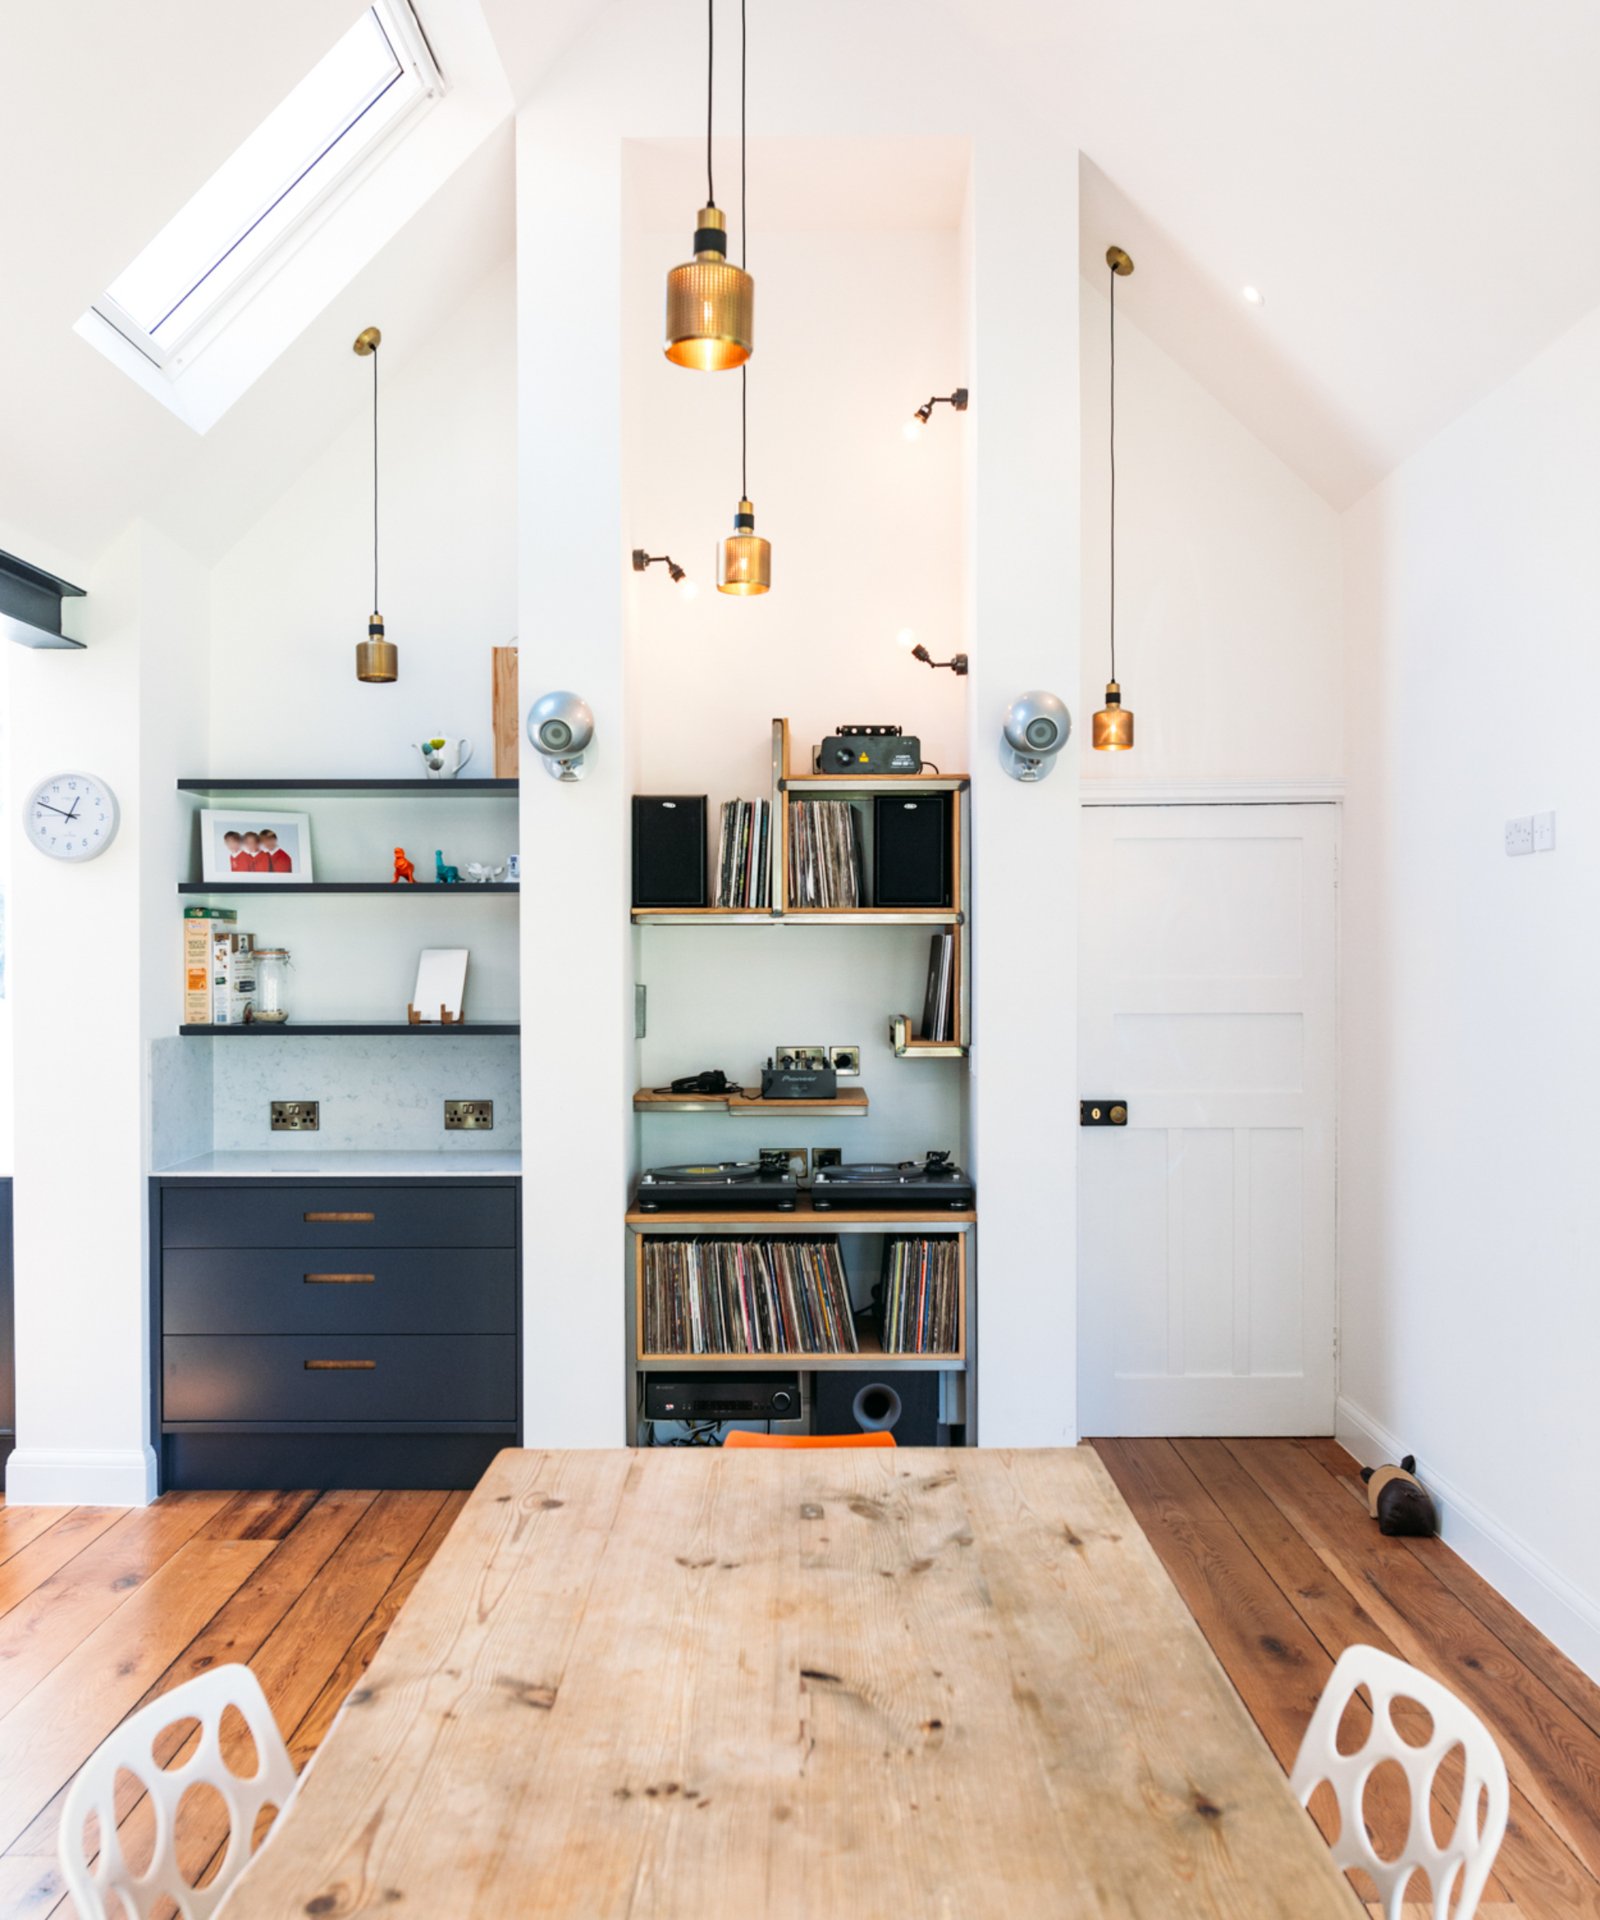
[393,847,416,885]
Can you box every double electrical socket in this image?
[1505,811,1556,857]
[445,1100,494,1131]
[776,1043,860,1075]
[270,1101,320,1132]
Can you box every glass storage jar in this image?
[252,947,292,1024]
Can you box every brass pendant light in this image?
[353,326,396,684]
[717,2,769,594]
[664,0,753,370]
[1093,247,1134,751]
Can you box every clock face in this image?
[26,772,120,862]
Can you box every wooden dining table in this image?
[218,1446,1359,1917]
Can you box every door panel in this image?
[1079,805,1336,1436]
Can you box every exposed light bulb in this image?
[1240,285,1265,307]
[903,417,924,442]
[678,576,699,602]
[896,628,917,650]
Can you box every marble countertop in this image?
[152,1150,522,1178]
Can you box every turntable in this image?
[635,1155,800,1212]
[810,1150,975,1211]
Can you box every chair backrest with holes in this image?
[59,1663,298,1920]
[1290,1643,1509,1920]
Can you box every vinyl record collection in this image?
[878,1237,962,1352]
[920,932,956,1041]
[714,798,771,908]
[642,1237,859,1355]
[787,800,864,908]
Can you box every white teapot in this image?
[414,736,474,780]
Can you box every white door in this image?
[1078,804,1337,1436]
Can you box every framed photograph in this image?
[200,809,314,884]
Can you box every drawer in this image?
[162,1248,517,1336]
[163,1335,517,1425]
[161,1184,517,1251]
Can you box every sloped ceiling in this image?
[3,0,1599,568]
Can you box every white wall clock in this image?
[26,771,120,862]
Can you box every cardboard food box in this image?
[211,930,256,1026]
[182,906,236,1025]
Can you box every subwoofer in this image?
[812,1369,944,1446]
[632,796,708,908]
[873,793,952,909]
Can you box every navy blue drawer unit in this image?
[152,1176,520,1492]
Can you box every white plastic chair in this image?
[1290,1644,1509,1920]
[59,1663,298,1920]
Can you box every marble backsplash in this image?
[151,1034,521,1161]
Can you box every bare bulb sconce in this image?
[909,642,969,676]
[632,549,698,600]
[904,387,969,441]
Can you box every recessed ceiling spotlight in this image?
[1240,285,1265,307]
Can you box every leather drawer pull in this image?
[303,1211,375,1223]
[304,1273,376,1285]
[304,1359,376,1371]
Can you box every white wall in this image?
[208,257,517,777]
[7,522,209,1505]
[1078,275,1343,787]
[1340,300,1600,1676]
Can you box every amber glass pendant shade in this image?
[1092,681,1133,751]
[665,207,753,371]
[718,498,771,595]
[356,612,397,684]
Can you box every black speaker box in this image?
[873,793,952,909]
[812,1369,944,1446]
[632,796,708,908]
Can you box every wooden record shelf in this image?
[633,1087,869,1116]
[890,1015,967,1059]
[631,1233,968,1369]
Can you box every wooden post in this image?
[492,645,519,777]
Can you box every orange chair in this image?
[722,1430,895,1449]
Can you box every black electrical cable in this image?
[1109,258,1117,686]
[706,0,715,207]
[371,340,379,612]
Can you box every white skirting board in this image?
[5,1446,159,1508]
[1337,1396,1600,1685]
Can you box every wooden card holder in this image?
[407,1004,466,1025]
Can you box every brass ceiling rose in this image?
[353,326,382,355]
[1106,246,1134,276]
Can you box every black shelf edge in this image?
[178,1023,520,1036]
[177,882,518,894]
[177,778,518,795]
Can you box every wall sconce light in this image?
[907,640,969,676]
[527,691,594,782]
[1001,690,1072,782]
[632,549,698,600]
[904,387,969,441]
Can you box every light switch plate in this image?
[1533,810,1557,852]
[828,1045,861,1076]
[1505,816,1534,857]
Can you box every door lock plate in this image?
[1080,1100,1128,1126]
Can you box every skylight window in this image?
[93,2,440,368]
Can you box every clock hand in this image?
[35,800,75,818]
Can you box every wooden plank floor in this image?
[0,1444,1595,1918]
[1093,1437,1600,1920]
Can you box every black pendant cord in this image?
[1108,262,1117,686]
[705,0,716,207]
[371,341,380,612]
[739,0,748,500]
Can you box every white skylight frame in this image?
[87,0,443,378]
